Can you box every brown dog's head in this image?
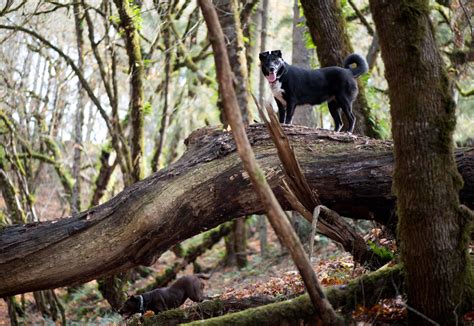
[119,295,143,319]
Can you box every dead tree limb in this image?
[0,125,472,297]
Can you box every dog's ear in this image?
[273,50,282,58]
[259,51,269,60]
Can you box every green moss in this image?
[253,166,266,184]
[184,295,314,326]
[179,266,404,325]
[139,300,228,325]
[0,211,7,225]
[367,240,394,261]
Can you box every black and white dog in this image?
[259,50,368,132]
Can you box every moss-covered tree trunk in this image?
[300,0,380,138]
[114,0,145,184]
[370,1,473,324]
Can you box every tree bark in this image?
[0,125,473,297]
[369,1,474,324]
[300,0,380,138]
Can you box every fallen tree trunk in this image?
[133,295,282,325]
[136,265,404,325]
[0,125,472,297]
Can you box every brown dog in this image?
[119,274,209,318]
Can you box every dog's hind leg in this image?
[328,100,343,132]
[336,96,356,133]
[284,100,296,124]
[276,99,286,123]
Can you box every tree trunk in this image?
[256,0,270,256]
[300,0,380,138]
[258,0,269,104]
[90,146,116,207]
[258,215,268,256]
[291,0,317,128]
[369,1,474,324]
[114,0,145,183]
[233,217,248,268]
[151,21,172,172]
[214,0,251,124]
[106,0,147,310]
[72,2,85,215]
[214,0,250,268]
[0,125,473,297]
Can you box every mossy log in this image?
[130,296,281,325]
[135,265,403,325]
[0,125,472,297]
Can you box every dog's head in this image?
[259,50,285,83]
[119,295,142,319]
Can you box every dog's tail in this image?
[344,53,368,78]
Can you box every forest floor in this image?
[0,216,411,325]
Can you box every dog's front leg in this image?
[275,99,286,123]
[284,100,296,124]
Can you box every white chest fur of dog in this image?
[270,81,286,107]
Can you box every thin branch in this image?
[347,0,374,36]
[240,0,260,25]
[167,14,214,85]
[0,24,114,138]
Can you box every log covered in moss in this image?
[135,265,403,325]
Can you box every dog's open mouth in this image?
[266,72,277,83]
